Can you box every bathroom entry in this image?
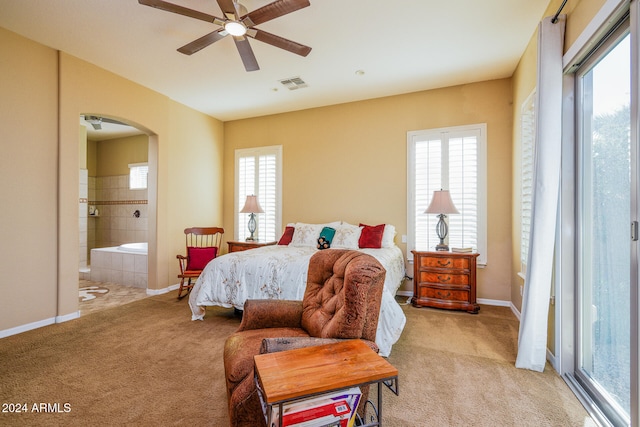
[79,115,150,290]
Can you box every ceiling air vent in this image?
[279,77,307,90]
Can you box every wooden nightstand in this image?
[411,250,480,313]
[227,240,277,253]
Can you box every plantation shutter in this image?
[236,146,281,241]
[128,163,148,190]
[414,137,443,251]
[257,153,277,241]
[448,133,479,250]
[520,92,536,272]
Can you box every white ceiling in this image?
[1,0,550,128]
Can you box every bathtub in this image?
[118,242,148,253]
[90,243,148,288]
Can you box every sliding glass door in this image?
[576,22,632,426]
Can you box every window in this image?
[407,124,487,265]
[235,146,282,241]
[520,91,536,276]
[129,163,148,190]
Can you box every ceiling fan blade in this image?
[233,37,259,71]
[251,29,311,57]
[216,0,239,19]
[138,0,219,23]
[177,29,227,55]
[244,0,310,26]
[101,117,128,126]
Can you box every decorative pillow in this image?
[186,246,218,271]
[382,224,396,247]
[358,223,385,248]
[278,226,295,245]
[331,223,362,249]
[290,223,323,247]
[317,227,336,250]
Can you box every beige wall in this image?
[0,27,224,332]
[224,79,514,301]
[0,27,59,329]
[94,134,149,177]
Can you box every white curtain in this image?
[516,15,566,372]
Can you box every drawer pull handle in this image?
[437,260,451,267]
[437,290,452,298]
[438,275,451,282]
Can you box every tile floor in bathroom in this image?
[79,279,149,316]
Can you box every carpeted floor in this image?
[0,293,592,426]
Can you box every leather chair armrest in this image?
[260,337,379,354]
[237,299,303,331]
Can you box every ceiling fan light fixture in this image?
[225,21,247,37]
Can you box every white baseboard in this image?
[0,317,55,339]
[477,297,510,307]
[0,310,81,339]
[56,311,80,323]
[146,283,180,296]
[509,302,522,320]
[396,293,516,312]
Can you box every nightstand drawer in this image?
[418,256,470,270]
[420,272,469,286]
[419,286,470,303]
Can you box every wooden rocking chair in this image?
[176,227,224,299]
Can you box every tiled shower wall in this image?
[87,174,148,256]
[80,169,89,270]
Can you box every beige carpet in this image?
[0,293,591,426]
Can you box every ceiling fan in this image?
[82,115,128,130]
[138,0,312,72]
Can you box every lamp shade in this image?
[424,190,459,214]
[240,195,264,214]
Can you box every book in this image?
[451,247,473,253]
[271,387,362,427]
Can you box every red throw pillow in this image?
[358,223,385,248]
[278,226,295,245]
[187,246,218,271]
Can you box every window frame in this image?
[234,145,282,242]
[128,162,148,190]
[407,123,488,266]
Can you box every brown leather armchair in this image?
[223,249,386,427]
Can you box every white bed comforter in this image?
[189,245,407,357]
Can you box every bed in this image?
[189,222,407,357]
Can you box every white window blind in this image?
[128,163,148,190]
[408,124,487,265]
[235,146,282,241]
[520,91,536,275]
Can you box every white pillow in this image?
[332,223,362,249]
[382,224,396,248]
[290,223,322,247]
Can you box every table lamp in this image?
[240,195,264,241]
[425,189,459,251]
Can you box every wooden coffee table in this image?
[254,339,398,427]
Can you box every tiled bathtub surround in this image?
[89,174,148,250]
[90,245,148,289]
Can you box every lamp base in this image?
[245,236,257,242]
[435,243,449,251]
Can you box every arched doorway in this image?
[78,114,156,314]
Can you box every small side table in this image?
[227,240,277,253]
[411,250,480,313]
[254,339,398,427]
